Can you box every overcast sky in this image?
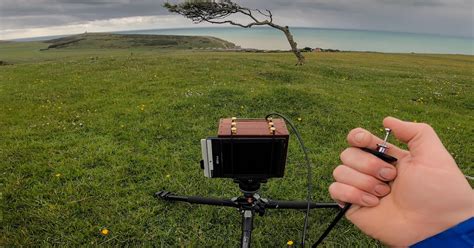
[1,0,473,40]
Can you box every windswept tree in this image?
[164,0,305,65]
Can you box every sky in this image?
[1,0,473,40]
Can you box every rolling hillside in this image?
[43,33,237,50]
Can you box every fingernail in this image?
[362,194,379,206]
[355,132,366,143]
[374,184,390,196]
[379,168,395,181]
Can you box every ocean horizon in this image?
[12,27,474,55]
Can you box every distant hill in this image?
[43,33,237,50]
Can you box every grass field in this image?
[1,40,473,247]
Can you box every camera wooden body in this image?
[201,118,290,179]
[218,118,290,138]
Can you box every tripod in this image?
[155,179,339,248]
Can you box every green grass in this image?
[1,41,473,247]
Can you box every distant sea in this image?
[118,27,473,55]
[15,27,474,55]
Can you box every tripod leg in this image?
[241,210,254,248]
[156,191,237,207]
[265,200,340,209]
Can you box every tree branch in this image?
[266,9,273,22]
[203,19,262,28]
[234,7,264,24]
[163,1,305,65]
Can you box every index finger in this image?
[347,127,409,159]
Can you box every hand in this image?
[329,117,474,246]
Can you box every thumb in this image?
[383,117,450,160]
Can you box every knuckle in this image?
[418,122,431,129]
[419,123,434,133]
[340,148,353,162]
[362,178,378,191]
[332,167,338,179]
[339,149,348,161]
[332,165,346,180]
[344,187,359,201]
[328,183,339,197]
[366,156,380,169]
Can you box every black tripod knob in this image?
[361,147,397,164]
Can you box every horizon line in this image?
[5,26,473,42]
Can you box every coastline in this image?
[4,27,473,56]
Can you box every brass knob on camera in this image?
[268,119,275,134]
[270,126,276,134]
[231,117,237,134]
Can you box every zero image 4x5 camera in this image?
[200,117,289,179]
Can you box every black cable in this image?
[312,204,351,247]
[265,113,313,247]
[266,113,351,247]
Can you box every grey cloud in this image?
[238,0,473,37]
[0,0,168,18]
[0,0,472,37]
[52,0,129,4]
[0,0,169,29]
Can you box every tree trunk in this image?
[280,26,305,65]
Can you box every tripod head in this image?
[233,178,267,195]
